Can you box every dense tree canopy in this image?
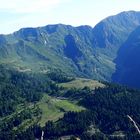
[0,65,140,140]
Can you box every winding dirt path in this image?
[127,115,140,135]
[41,131,44,140]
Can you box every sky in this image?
[0,0,140,34]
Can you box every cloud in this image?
[0,0,69,34]
[1,0,139,34]
[0,0,63,14]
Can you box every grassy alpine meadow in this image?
[37,94,85,127]
[59,78,105,90]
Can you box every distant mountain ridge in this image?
[112,25,140,88]
[1,11,140,88]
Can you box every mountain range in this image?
[0,10,140,88]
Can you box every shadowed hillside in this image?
[0,11,140,87]
[112,26,140,88]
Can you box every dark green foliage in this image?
[113,26,140,88]
[0,106,42,140]
[43,84,140,139]
[1,10,140,137]
[70,136,78,140]
[63,87,91,99]
[0,66,42,116]
[1,11,140,87]
[0,124,42,140]
[0,63,140,139]
[47,70,74,83]
[0,65,66,139]
[44,111,90,138]
[0,65,66,117]
[1,76,139,139]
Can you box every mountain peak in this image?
[1,11,140,87]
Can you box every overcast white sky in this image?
[0,0,140,34]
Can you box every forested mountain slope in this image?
[1,11,140,88]
[112,26,140,88]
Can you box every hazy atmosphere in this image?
[1,0,140,139]
[0,0,140,34]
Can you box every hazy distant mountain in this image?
[113,26,140,88]
[0,11,140,87]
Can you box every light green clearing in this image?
[37,94,85,127]
[59,78,105,90]
[0,94,84,129]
